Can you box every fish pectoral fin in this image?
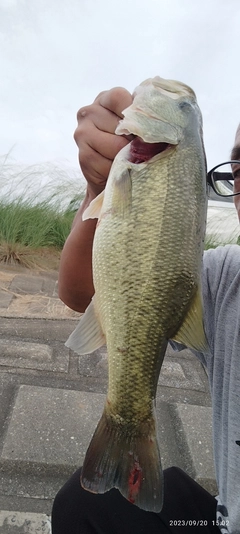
[81,406,163,513]
[65,298,105,354]
[82,190,105,220]
[112,168,132,217]
[172,287,209,352]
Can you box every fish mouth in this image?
[128,136,172,164]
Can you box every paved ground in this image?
[0,265,217,533]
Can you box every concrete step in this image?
[0,511,51,534]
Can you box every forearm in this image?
[58,188,98,313]
[59,87,133,313]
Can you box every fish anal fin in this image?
[172,287,208,352]
[81,406,163,513]
[82,191,105,221]
[65,299,105,355]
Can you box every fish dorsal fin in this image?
[65,298,106,355]
[82,191,105,220]
[172,287,208,353]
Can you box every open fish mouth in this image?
[129,136,172,164]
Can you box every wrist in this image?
[79,182,104,214]
[86,181,106,199]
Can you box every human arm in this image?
[58,88,133,312]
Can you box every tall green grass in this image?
[0,158,85,266]
[0,201,77,248]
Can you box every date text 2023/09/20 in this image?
[169,519,230,528]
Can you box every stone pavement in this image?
[0,266,217,533]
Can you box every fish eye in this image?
[178,101,191,110]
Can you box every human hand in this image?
[74,88,133,197]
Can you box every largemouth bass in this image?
[66,76,208,513]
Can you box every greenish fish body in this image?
[66,76,208,512]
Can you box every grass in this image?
[204,232,238,250]
[0,156,238,268]
[0,158,85,269]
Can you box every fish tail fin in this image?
[81,407,163,513]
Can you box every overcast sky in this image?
[1,0,240,176]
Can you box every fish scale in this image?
[66,76,208,512]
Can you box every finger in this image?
[76,102,121,136]
[74,118,130,162]
[95,87,133,119]
[77,88,133,135]
[79,142,113,190]
[74,87,133,190]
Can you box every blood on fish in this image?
[129,137,169,164]
[128,460,143,504]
